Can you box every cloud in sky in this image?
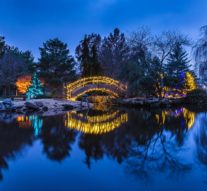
[0,0,206,59]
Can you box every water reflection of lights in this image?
[17,116,32,128]
[16,115,43,136]
[155,108,195,129]
[65,110,128,134]
[29,116,43,136]
[71,111,119,123]
[183,108,195,129]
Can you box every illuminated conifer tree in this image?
[26,72,44,99]
[184,72,197,91]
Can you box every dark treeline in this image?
[1,26,207,97]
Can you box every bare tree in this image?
[194,26,207,83]
[153,31,190,65]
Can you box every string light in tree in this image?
[16,75,45,94]
[26,72,44,99]
[16,75,32,94]
[184,72,197,92]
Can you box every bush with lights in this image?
[26,72,44,99]
[184,72,197,92]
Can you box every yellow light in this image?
[65,110,128,134]
[16,115,32,128]
[65,76,127,100]
[16,75,32,94]
[71,88,119,101]
[155,108,195,129]
[16,75,45,94]
[183,108,195,129]
[185,72,197,92]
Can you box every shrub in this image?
[185,88,207,104]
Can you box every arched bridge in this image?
[65,76,127,100]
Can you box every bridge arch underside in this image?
[65,77,126,101]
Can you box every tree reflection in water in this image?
[41,115,77,162]
[66,107,196,179]
[125,109,191,180]
[0,106,203,182]
[195,113,207,166]
[0,113,33,180]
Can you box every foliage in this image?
[39,38,76,85]
[120,28,165,97]
[0,46,35,96]
[0,28,200,98]
[119,28,149,96]
[16,75,44,94]
[153,31,190,65]
[185,88,207,105]
[99,28,129,79]
[76,33,102,77]
[0,36,5,58]
[165,42,191,89]
[26,73,44,99]
[194,25,207,82]
[16,75,32,94]
[184,72,197,92]
[186,88,207,98]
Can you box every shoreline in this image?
[114,96,207,110]
[1,95,207,116]
[0,98,93,116]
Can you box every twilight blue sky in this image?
[0,0,207,60]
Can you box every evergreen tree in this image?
[91,43,102,76]
[76,34,102,77]
[99,28,129,79]
[26,72,44,99]
[165,42,190,88]
[120,51,152,97]
[0,36,5,58]
[38,38,76,85]
[146,56,164,97]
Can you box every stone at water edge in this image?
[62,104,74,110]
[2,98,13,105]
[35,101,44,107]
[2,98,13,109]
[0,103,5,111]
[42,106,48,111]
[25,102,40,110]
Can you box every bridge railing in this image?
[65,76,127,100]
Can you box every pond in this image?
[0,106,206,191]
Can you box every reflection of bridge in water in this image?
[65,76,127,100]
[13,107,195,136]
[65,110,128,135]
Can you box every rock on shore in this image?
[0,98,92,116]
[115,97,183,108]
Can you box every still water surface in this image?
[0,106,207,191]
